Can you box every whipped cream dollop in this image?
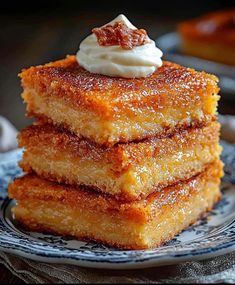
[76,14,163,78]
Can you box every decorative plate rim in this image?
[1,198,235,269]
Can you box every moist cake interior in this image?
[20,56,220,146]
[9,161,223,249]
[19,121,221,200]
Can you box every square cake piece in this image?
[178,9,235,65]
[20,55,219,146]
[9,161,223,249]
[18,121,221,201]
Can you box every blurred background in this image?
[1,0,235,130]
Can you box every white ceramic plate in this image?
[0,141,235,269]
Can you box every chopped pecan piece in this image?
[92,21,150,49]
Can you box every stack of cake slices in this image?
[9,55,223,249]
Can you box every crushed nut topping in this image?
[92,21,150,49]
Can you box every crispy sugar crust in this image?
[19,56,220,145]
[9,161,223,249]
[18,121,221,201]
[20,55,219,118]
[9,160,223,224]
[19,121,220,172]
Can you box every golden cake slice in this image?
[178,9,235,65]
[8,161,223,250]
[20,55,219,146]
[18,121,221,201]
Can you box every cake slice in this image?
[178,9,235,65]
[20,55,219,146]
[18,121,221,201]
[8,161,223,249]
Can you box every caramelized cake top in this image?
[9,161,223,223]
[18,121,220,173]
[20,55,219,118]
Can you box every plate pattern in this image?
[0,141,235,268]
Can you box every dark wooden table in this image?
[1,2,235,283]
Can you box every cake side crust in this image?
[9,162,222,249]
[18,122,222,201]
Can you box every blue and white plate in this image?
[0,142,235,269]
